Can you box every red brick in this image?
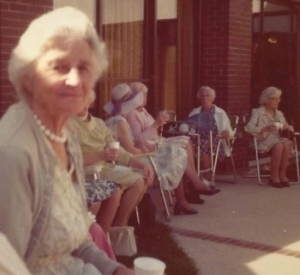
[0,0,52,115]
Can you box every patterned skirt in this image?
[150,139,188,191]
[85,179,118,208]
[200,136,226,161]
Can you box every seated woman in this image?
[104,83,219,214]
[244,86,294,188]
[186,86,234,184]
[73,92,123,235]
[71,93,154,228]
[0,7,133,275]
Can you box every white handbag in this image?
[109,226,137,257]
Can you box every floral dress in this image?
[106,116,188,191]
[244,106,292,153]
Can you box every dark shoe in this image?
[174,203,198,216]
[269,180,283,188]
[198,186,220,196]
[280,181,290,187]
[185,193,205,204]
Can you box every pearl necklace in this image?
[33,114,67,143]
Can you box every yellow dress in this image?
[71,116,143,190]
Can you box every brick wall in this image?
[0,0,52,116]
[201,0,230,108]
[201,0,252,167]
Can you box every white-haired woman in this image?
[245,86,294,188]
[186,86,234,186]
[0,7,133,275]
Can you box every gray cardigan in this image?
[0,102,122,275]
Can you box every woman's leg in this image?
[90,202,101,216]
[95,187,122,233]
[173,181,197,215]
[184,154,220,196]
[174,182,193,209]
[201,153,212,181]
[112,179,146,226]
[270,142,283,182]
[184,161,215,191]
[279,140,293,181]
[186,142,197,170]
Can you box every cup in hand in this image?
[107,141,120,150]
[106,141,120,164]
[159,110,170,124]
[134,257,166,275]
[274,122,283,130]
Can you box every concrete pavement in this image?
[152,175,300,275]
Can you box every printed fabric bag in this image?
[108,226,137,257]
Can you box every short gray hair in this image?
[197,86,216,100]
[8,6,108,102]
[259,86,281,105]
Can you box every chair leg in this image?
[210,131,216,186]
[229,152,238,183]
[159,186,171,221]
[135,206,140,225]
[226,139,238,184]
[148,156,171,220]
[167,191,174,206]
[293,137,300,184]
[254,137,264,185]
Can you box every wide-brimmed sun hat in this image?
[103,83,144,116]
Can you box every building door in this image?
[252,0,299,126]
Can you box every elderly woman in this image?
[105,83,220,210]
[187,86,234,184]
[0,7,133,275]
[244,86,293,188]
[71,92,154,224]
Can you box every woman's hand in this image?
[99,148,119,162]
[145,140,157,152]
[283,124,294,132]
[219,130,230,139]
[261,124,277,133]
[154,110,170,127]
[129,158,155,186]
[159,110,170,124]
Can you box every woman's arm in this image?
[126,110,158,146]
[83,148,121,166]
[220,110,234,137]
[72,239,128,275]
[128,157,154,186]
[244,109,264,134]
[116,119,143,155]
[0,147,33,258]
[245,108,279,135]
[278,110,293,131]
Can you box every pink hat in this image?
[103,83,144,115]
